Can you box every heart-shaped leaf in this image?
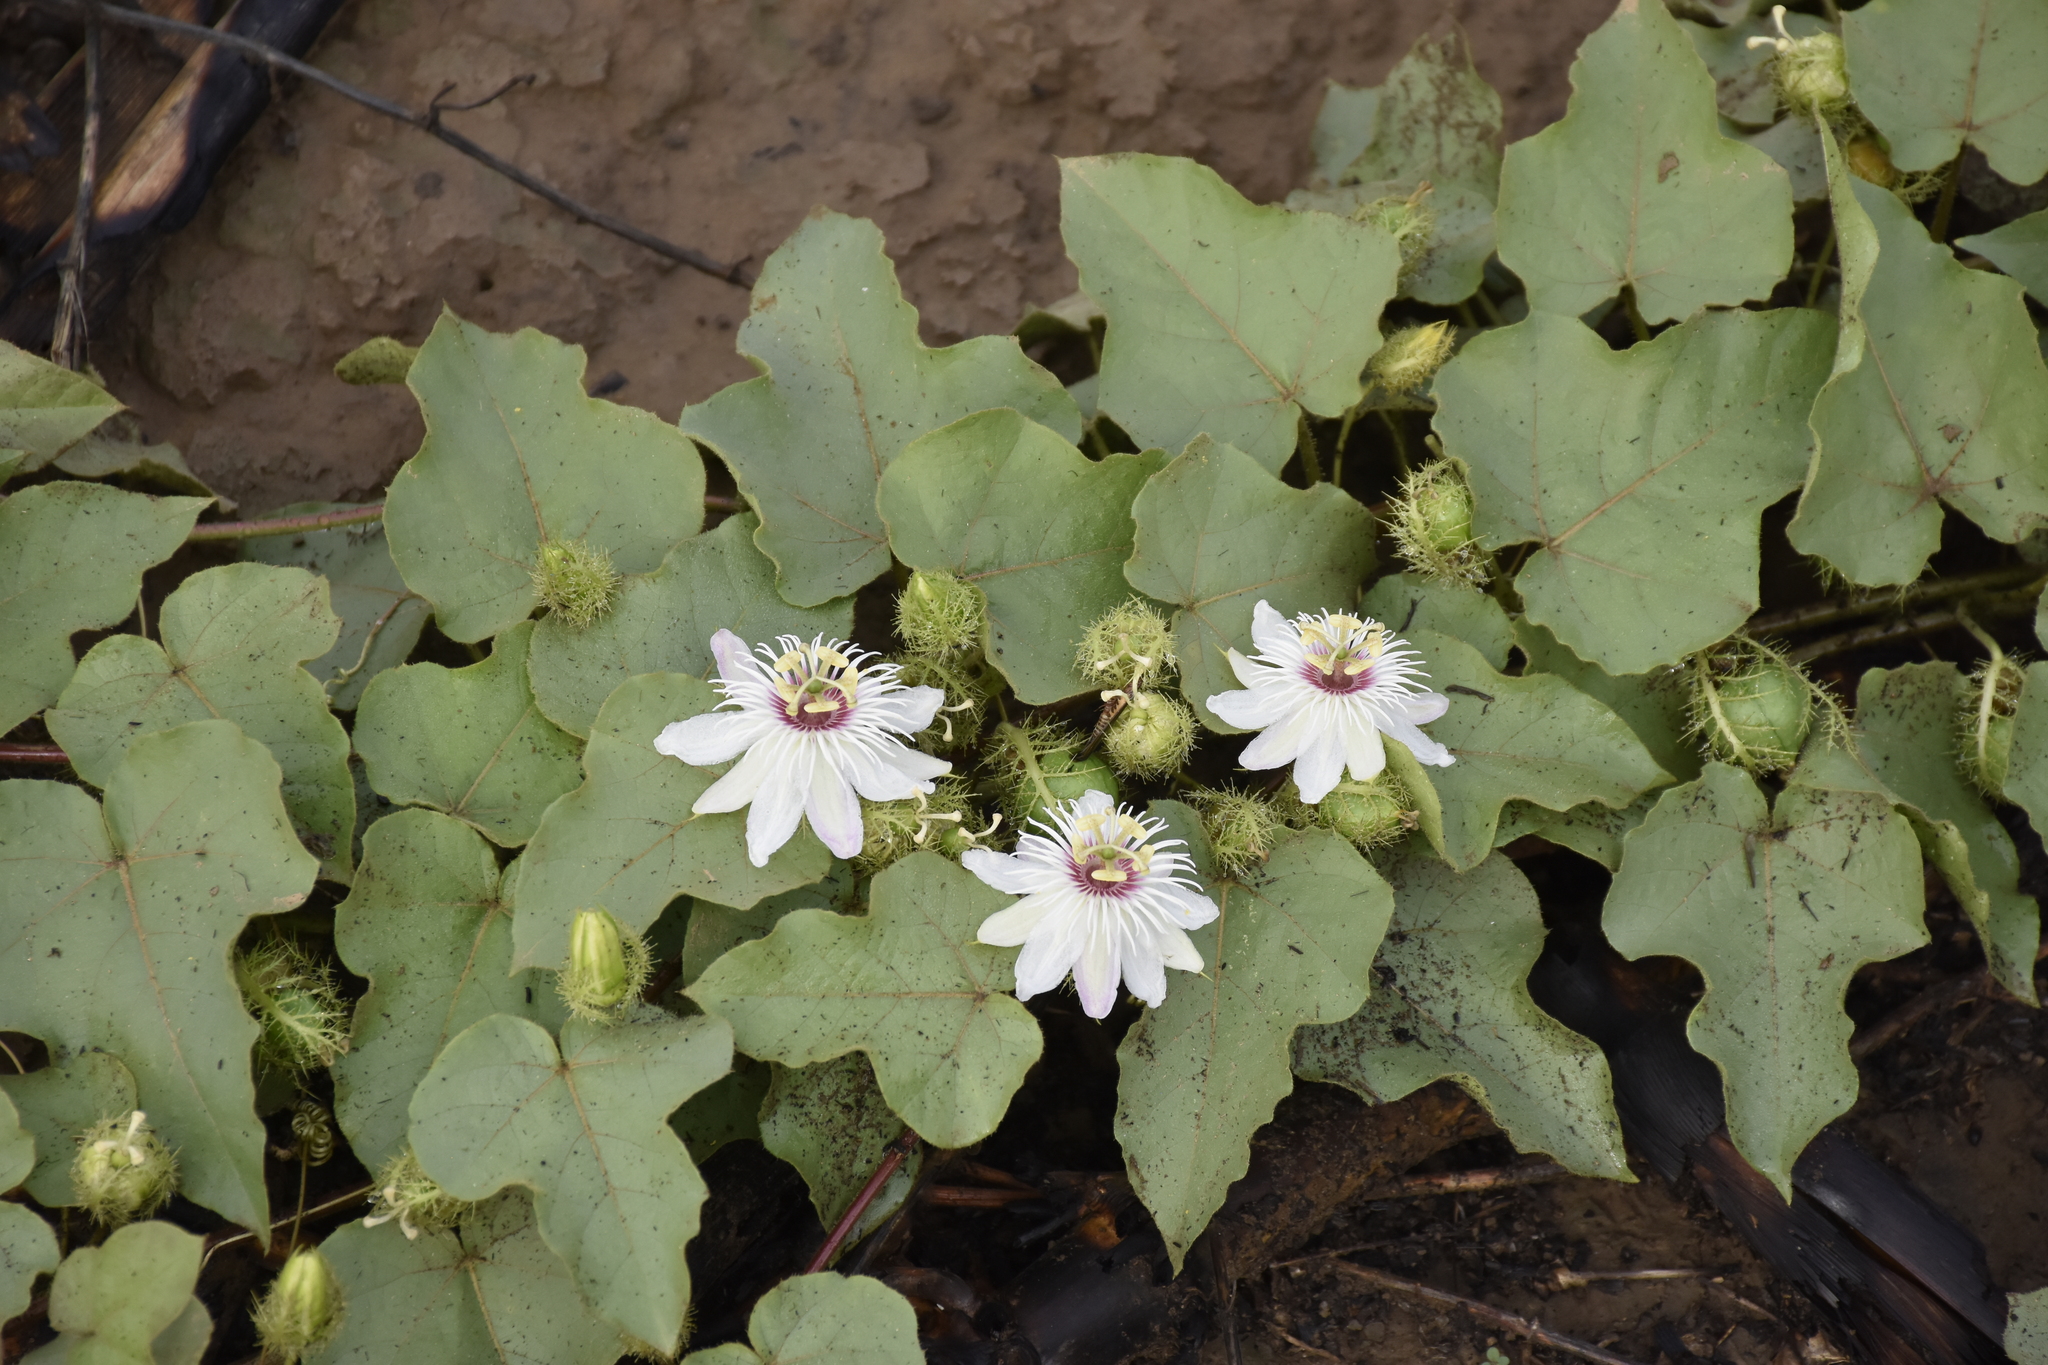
[0,721,317,1230]
[384,310,706,642]
[881,408,1165,702]
[34,1219,205,1365]
[1512,619,1700,785]
[687,852,1042,1149]
[0,1089,58,1326]
[1061,154,1401,472]
[680,1273,922,1365]
[678,211,1078,607]
[1844,0,2048,185]
[410,1012,731,1353]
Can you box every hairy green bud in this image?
[253,1248,345,1364]
[1386,459,1488,589]
[1961,652,2027,795]
[558,908,651,1021]
[333,336,418,385]
[1748,7,1850,118]
[892,652,990,752]
[897,570,987,656]
[1102,692,1198,779]
[1356,185,1435,273]
[235,939,350,1073]
[1191,788,1280,880]
[1077,599,1177,691]
[859,776,991,872]
[990,722,1119,830]
[1367,321,1457,397]
[1688,641,1818,774]
[531,538,622,628]
[72,1111,179,1227]
[1306,774,1417,852]
[362,1148,467,1240]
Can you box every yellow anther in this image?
[1089,868,1129,883]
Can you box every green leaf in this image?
[688,852,1041,1148]
[1997,661,2048,893]
[1333,30,1503,194]
[0,1086,30,1191]
[1123,436,1376,731]
[1844,0,2048,184]
[0,722,317,1230]
[1497,791,1664,871]
[2011,1287,2048,1365]
[1494,0,1793,322]
[1308,80,1381,186]
[1116,822,1391,1271]
[1283,180,1498,308]
[1360,573,1512,670]
[353,621,583,848]
[1294,847,1629,1180]
[510,673,829,972]
[384,310,706,642]
[29,1221,203,1365]
[1827,664,2038,1004]
[1060,153,1401,472]
[526,514,852,738]
[0,1050,138,1207]
[760,1053,922,1257]
[1433,307,1833,675]
[1788,177,2048,585]
[310,1192,621,1365]
[332,810,565,1172]
[1604,763,1927,1195]
[0,484,205,736]
[242,506,430,710]
[670,1056,770,1165]
[53,434,219,503]
[1388,630,1672,871]
[0,340,124,473]
[881,409,1164,702]
[1960,208,2048,305]
[679,211,1078,607]
[410,1012,730,1353]
[679,1273,922,1365]
[1513,618,1700,783]
[0,1202,59,1329]
[47,563,356,879]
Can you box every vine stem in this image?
[1930,155,1963,243]
[1295,411,1324,485]
[178,494,744,543]
[0,745,69,764]
[1784,589,2037,664]
[803,1130,919,1273]
[1748,565,2045,637]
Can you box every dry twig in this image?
[49,12,102,369]
[1332,1262,1650,1365]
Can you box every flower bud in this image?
[892,652,989,752]
[234,940,350,1073]
[1367,322,1456,397]
[1387,459,1488,589]
[252,1248,345,1364]
[1357,187,1435,272]
[1191,788,1279,880]
[1311,775,1417,851]
[1961,654,2026,795]
[72,1111,178,1227]
[1745,7,1851,118]
[332,336,418,385]
[1102,693,1198,779]
[362,1148,466,1240]
[1077,599,1177,690]
[531,538,621,628]
[559,908,650,1021]
[896,570,987,657]
[1690,644,1815,774]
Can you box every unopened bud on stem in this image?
[1688,641,1818,774]
[253,1248,345,1364]
[532,538,622,628]
[559,908,650,1021]
[1367,322,1456,397]
[897,570,987,656]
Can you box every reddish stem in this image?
[803,1130,919,1273]
[0,744,69,764]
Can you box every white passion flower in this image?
[655,630,950,866]
[964,790,1219,1019]
[1206,602,1454,803]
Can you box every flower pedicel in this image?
[655,630,951,866]
[1207,602,1454,802]
[964,789,1219,1019]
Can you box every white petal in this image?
[1208,683,1293,730]
[692,739,782,812]
[865,685,946,735]
[1341,712,1389,783]
[1397,690,1451,725]
[1122,935,1168,1009]
[656,711,768,766]
[879,743,951,786]
[1153,883,1221,929]
[803,751,864,859]
[1225,650,1283,690]
[1071,911,1122,1019]
[1292,728,1347,804]
[1154,923,1205,973]
[709,628,751,683]
[1238,704,1317,770]
[1073,789,1116,815]
[742,750,809,867]
[1385,719,1455,767]
[837,735,944,802]
[977,890,1069,945]
[1248,600,1295,658]
[964,848,1061,896]
[1012,905,1086,1001]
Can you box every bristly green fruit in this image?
[1386,458,1487,589]
[1749,6,1851,119]
[1103,692,1199,780]
[1190,787,1280,880]
[1367,321,1457,397]
[252,1247,345,1364]
[1357,186,1435,276]
[71,1111,179,1227]
[990,721,1120,831]
[531,538,622,629]
[896,569,987,656]
[558,908,651,1021]
[1962,654,2026,795]
[1688,641,1816,774]
[235,939,351,1073]
[860,776,989,872]
[1286,774,1417,852]
[361,1147,467,1239]
[1076,598,1177,691]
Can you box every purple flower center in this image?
[1302,660,1373,695]
[1068,846,1142,898]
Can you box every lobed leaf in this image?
[1844,0,2048,185]
[1360,572,1513,671]
[1332,30,1503,195]
[679,211,1078,607]
[0,1049,138,1207]
[410,1012,731,1353]
[1494,0,1793,322]
[1433,307,1833,675]
[1604,763,1927,1195]
[881,409,1165,703]
[29,1220,205,1365]
[680,1273,922,1365]
[0,1201,58,1330]
[1513,619,1699,783]
[1294,847,1629,1180]
[687,852,1042,1149]
[0,339,124,473]
[759,1053,922,1258]
[242,506,430,710]
[1061,153,1401,472]
[1117,815,1392,1271]
[353,621,583,848]
[48,562,355,879]
[0,722,317,1230]
[384,310,706,642]
[1959,208,2048,305]
[1124,436,1376,731]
